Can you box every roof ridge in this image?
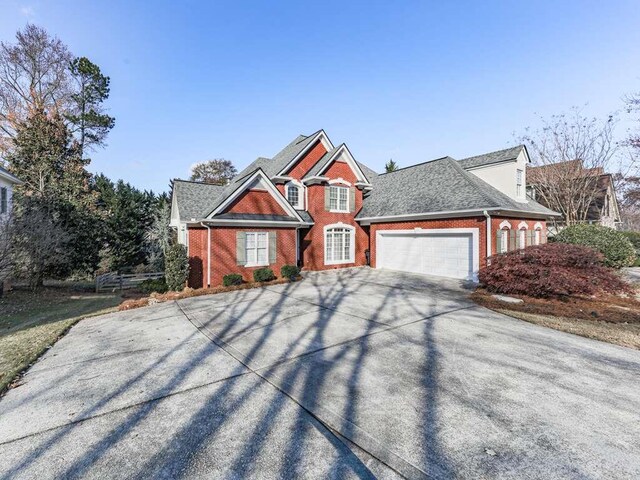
[172,178,226,186]
[377,156,452,176]
[460,144,524,161]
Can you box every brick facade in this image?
[224,189,288,215]
[301,160,368,271]
[288,140,327,179]
[188,226,297,287]
[369,217,487,267]
[369,215,548,269]
[185,138,550,288]
[490,216,547,255]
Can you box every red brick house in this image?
[170,130,559,287]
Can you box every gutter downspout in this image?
[200,222,211,287]
[483,210,492,266]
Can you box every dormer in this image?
[457,145,530,202]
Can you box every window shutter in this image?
[236,232,246,266]
[324,186,331,211]
[349,187,356,212]
[496,230,502,254]
[509,230,516,252]
[269,231,277,264]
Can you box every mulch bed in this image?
[471,288,640,325]
[118,277,296,311]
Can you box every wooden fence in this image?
[95,271,164,292]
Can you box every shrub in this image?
[280,264,300,279]
[139,277,168,294]
[223,273,243,287]
[253,267,275,283]
[479,243,632,298]
[621,231,640,266]
[554,224,636,268]
[165,244,190,291]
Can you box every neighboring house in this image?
[0,165,22,293]
[170,131,559,287]
[0,165,22,221]
[527,160,621,231]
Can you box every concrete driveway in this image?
[1,268,639,479]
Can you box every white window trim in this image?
[285,180,303,210]
[518,228,527,249]
[328,178,352,187]
[324,223,355,265]
[245,232,269,267]
[516,169,524,197]
[329,185,349,213]
[534,222,543,245]
[500,229,509,254]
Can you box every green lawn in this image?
[0,285,123,394]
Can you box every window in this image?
[286,183,302,209]
[325,226,354,264]
[329,186,348,212]
[519,228,527,249]
[246,232,268,266]
[534,229,541,245]
[500,229,509,253]
[516,169,523,197]
[0,187,6,214]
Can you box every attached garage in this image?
[375,228,479,281]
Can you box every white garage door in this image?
[377,230,476,280]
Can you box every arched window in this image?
[534,222,543,245]
[498,220,511,253]
[324,224,355,265]
[518,222,528,249]
[286,182,302,209]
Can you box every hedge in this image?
[621,231,640,266]
[479,243,632,298]
[165,244,190,291]
[554,224,636,268]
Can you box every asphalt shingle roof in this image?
[356,156,558,219]
[457,145,525,170]
[172,180,226,221]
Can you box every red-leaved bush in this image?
[479,243,633,298]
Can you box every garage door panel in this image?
[378,231,474,280]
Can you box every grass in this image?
[0,284,123,394]
[472,289,640,350]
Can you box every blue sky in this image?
[1,0,639,193]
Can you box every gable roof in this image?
[172,180,226,222]
[302,146,341,179]
[0,165,22,184]
[230,132,377,186]
[357,156,558,220]
[457,145,526,170]
[206,169,304,221]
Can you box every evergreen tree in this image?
[6,108,100,281]
[66,57,115,156]
[385,159,399,173]
[95,175,158,271]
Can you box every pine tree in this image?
[385,159,399,173]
